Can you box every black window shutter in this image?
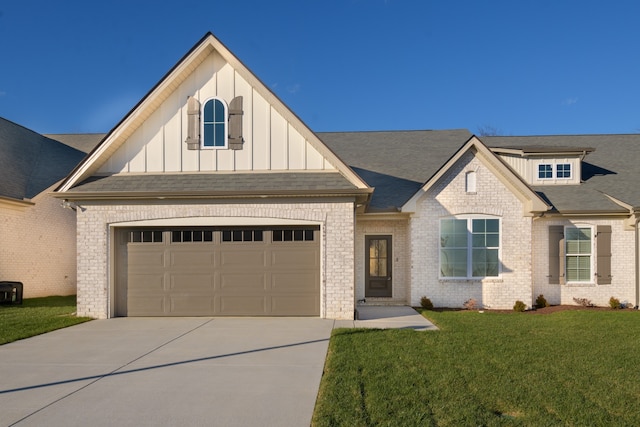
[596,225,612,285]
[228,96,243,150]
[185,96,200,150]
[549,226,565,284]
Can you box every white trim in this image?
[538,163,554,180]
[564,224,595,284]
[111,216,321,227]
[556,163,572,179]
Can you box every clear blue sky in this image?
[1,0,639,136]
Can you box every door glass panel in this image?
[369,239,388,277]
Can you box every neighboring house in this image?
[53,32,640,319]
[0,118,100,298]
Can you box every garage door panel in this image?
[272,273,319,292]
[271,296,320,316]
[220,250,266,267]
[271,250,319,268]
[220,273,266,290]
[169,274,216,291]
[121,228,320,316]
[128,296,165,315]
[128,274,165,291]
[170,251,216,268]
[219,296,267,315]
[170,296,215,315]
[128,250,165,268]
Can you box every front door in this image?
[365,235,392,297]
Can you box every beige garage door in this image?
[116,227,320,316]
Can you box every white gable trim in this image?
[402,136,550,216]
[57,33,368,192]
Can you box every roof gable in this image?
[402,136,550,216]
[57,33,368,193]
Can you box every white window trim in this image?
[538,163,554,180]
[439,215,502,280]
[201,97,228,150]
[564,224,594,284]
[556,163,572,179]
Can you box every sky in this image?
[0,0,639,136]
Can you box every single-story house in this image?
[51,32,640,319]
[0,118,100,297]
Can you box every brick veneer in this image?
[533,218,635,307]
[409,152,534,309]
[0,186,77,297]
[75,200,355,319]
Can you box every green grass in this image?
[0,295,92,345]
[313,310,640,426]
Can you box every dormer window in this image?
[556,163,571,179]
[538,163,571,180]
[202,98,228,149]
[538,164,553,179]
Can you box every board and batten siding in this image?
[98,50,333,174]
[496,154,581,185]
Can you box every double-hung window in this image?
[440,217,500,278]
[202,98,228,149]
[565,226,592,282]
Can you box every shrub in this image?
[609,296,622,309]
[463,298,478,310]
[535,294,549,309]
[420,296,434,310]
[513,300,527,312]
[573,297,594,307]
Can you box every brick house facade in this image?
[44,32,640,317]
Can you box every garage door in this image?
[116,227,320,316]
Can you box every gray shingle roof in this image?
[68,172,359,195]
[319,130,472,210]
[0,117,87,200]
[45,133,105,154]
[484,134,640,211]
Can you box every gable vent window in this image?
[465,171,477,193]
[202,98,228,149]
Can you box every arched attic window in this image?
[202,97,228,149]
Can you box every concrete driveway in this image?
[0,317,334,427]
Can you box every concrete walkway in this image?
[0,307,436,427]
[335,305,439,331]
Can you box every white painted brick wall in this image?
[533,218,635,307]
[355,218,409,303]
[410,152,534,310]
[76,200,355,319]
[0,185,77,297]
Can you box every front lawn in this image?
[313,309,640,426]
[0,295,91,345]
